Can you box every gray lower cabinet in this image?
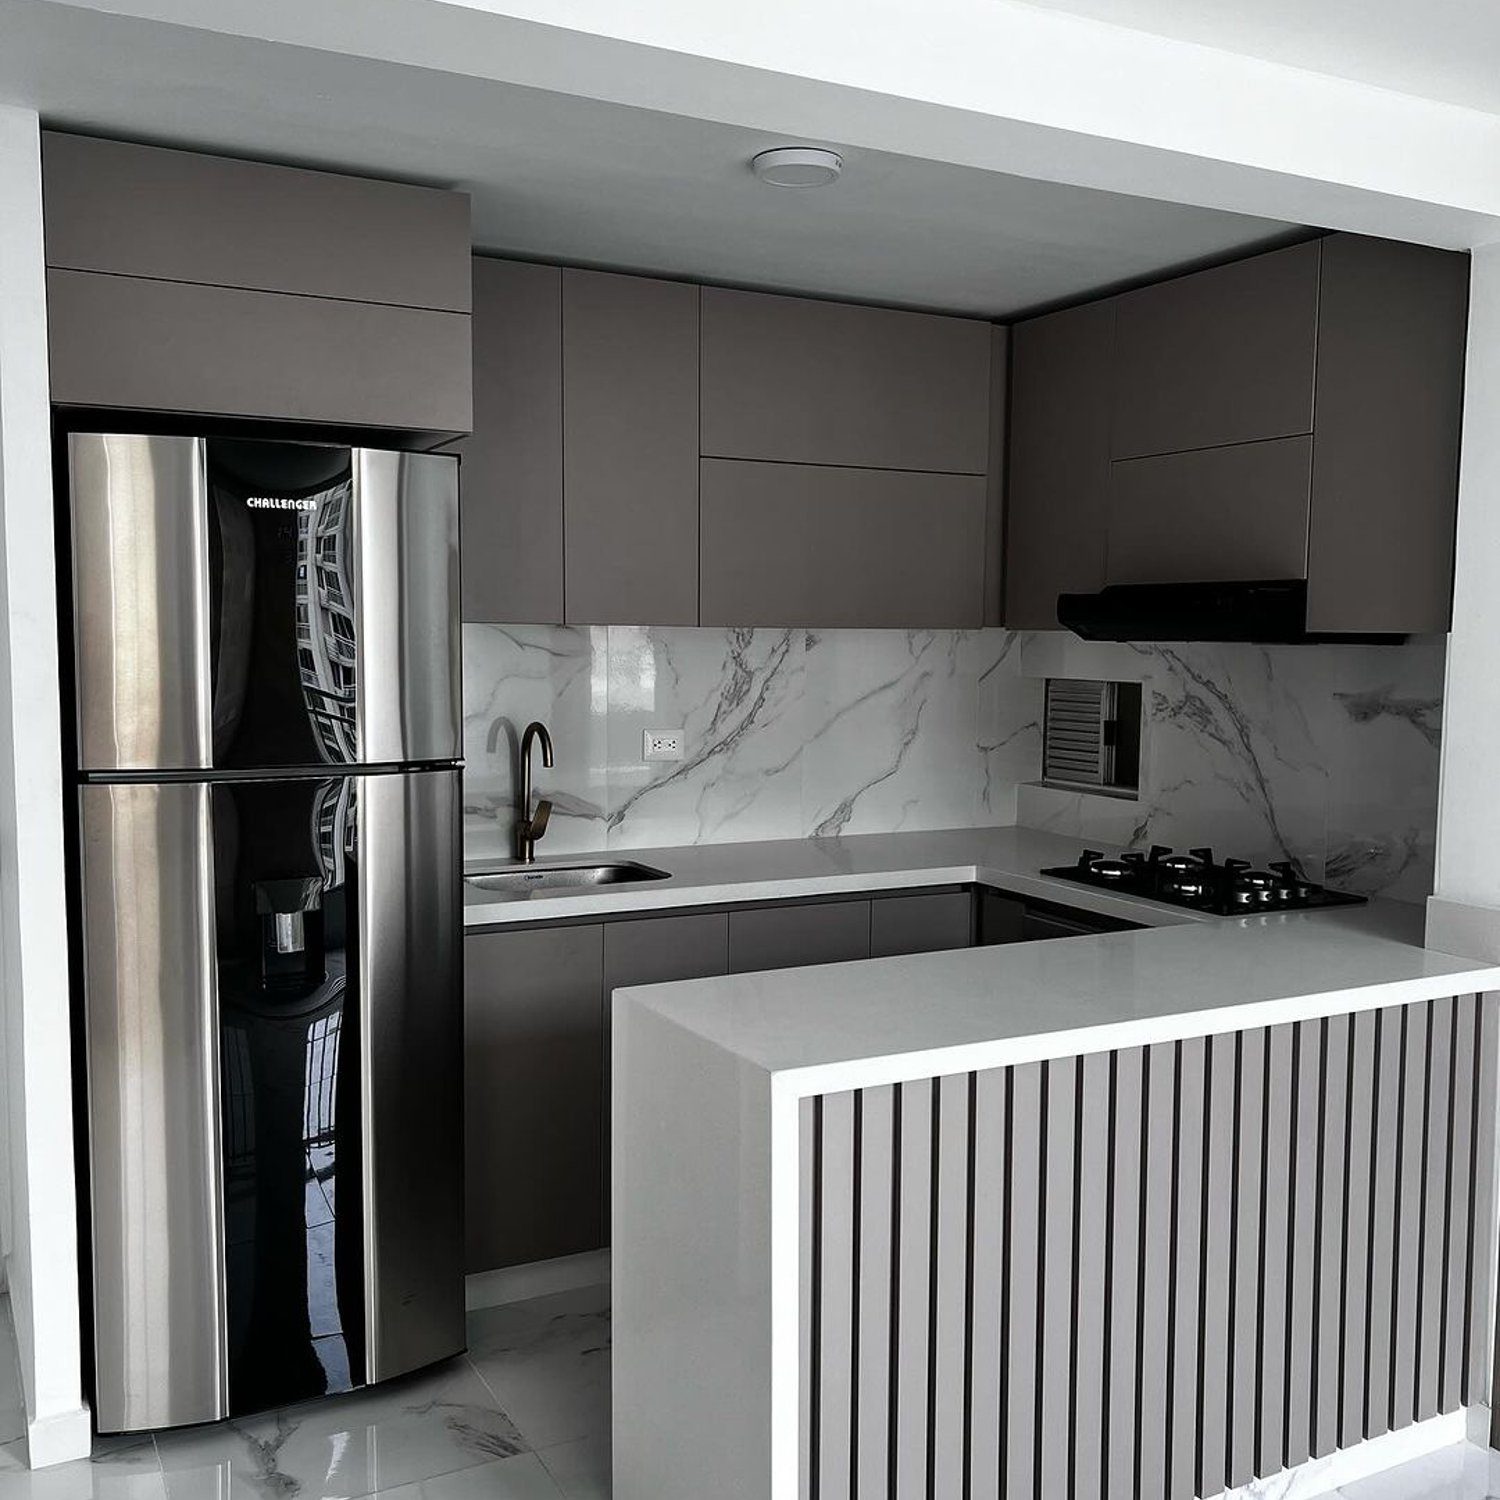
[869,891,974,957]
[47,269,472,434]
[562,269,699,625]
[465,923,605,1273]
[1003,300,1114,630]
[699,286,993,475]
[728,901,872,973]
[1105,435,1314,585]
[458,258,564,623]
[1110,239,1320,460]
[699,458,988,628]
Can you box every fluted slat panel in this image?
[801,995,1497,1500]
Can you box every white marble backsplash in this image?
[1015,632,1446,903]
[462,623,1445,902]
[462,625,1042,862]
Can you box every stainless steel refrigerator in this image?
[65,433,464,1433]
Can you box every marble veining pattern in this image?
[462,625,1041,862]
[1014,631,1447,901]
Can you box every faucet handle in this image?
[528,799,553,840]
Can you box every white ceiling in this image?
[1017,0,1500,116]
[0,0,1302,317]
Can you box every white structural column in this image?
[0,105,90,1466]
[1429,244,1500,959]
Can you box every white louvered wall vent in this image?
[1042,678,1142,794]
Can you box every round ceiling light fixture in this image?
[751,146,844,188]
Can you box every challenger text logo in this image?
[246,496,319,511]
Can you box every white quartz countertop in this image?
[466,825,1255,928]
[614,896,1500,1095]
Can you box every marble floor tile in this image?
[368,1451,566,1499]
[1335,1441,1500,1498]
[535,1435,609,1500]
[0,1436,165,1500]
[154,1359,527,1500]
[465,1300,610,1453]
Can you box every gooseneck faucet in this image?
[516,720,555,863]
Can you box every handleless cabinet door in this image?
[562,270,699,625]
[1105,435,1313,585]
[458,259,564,624]
[728,900,871,973]
[43,132,471,312]
[1004,300,1113,629]
[68,433,213,772]
[465,924,606,1270]
[48,269,473,434]
[700,287,992,474]
[1111,239,1320,460]
[699,458,987,627]
[80,781,227,1432]
[869,891,974,957]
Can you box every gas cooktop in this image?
[1040,845,1367,917]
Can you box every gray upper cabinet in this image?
[728,901,872,974]
[46,270,472,434]
[699,459,987,628]
[458,259,564,623]
[700,287,992,475]
[1105,436,1313,585]
[1305,236,1469,635]
[1110,239,1320,460]
[1004,300,1114,629]
[42,133,472,435]
[465,924,605,1272]
[43,133,471,311]
[562,269,700,625]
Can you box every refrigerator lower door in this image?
[79,768,463,1431]
[79,782,228,1432]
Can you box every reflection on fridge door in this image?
[66,433,464,1433]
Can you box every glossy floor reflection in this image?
[0,1285,609,1499]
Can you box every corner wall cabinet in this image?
[1004,233,1468,635]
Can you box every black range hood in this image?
[1055,580,1406,645]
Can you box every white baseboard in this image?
[25,1404,92,1469]
[465,1249,610,1311]
[1204,1408,1471,1500]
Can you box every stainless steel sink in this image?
[465,861,671,898]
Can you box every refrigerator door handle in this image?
[80,781,228,1431]
[356,768,465,1382]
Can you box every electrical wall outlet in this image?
[643,728,685,762]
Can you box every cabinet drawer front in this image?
[43,132,471,312]
[48,269,472,434]
[870,892,974,958]
[729,901,871,974]
[459,258,564,624]
[1111,240,1320,461]
[701,287,992,475]
[699,459,987,628]
[1105,436,1313,586]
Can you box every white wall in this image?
[0,105,90,1467]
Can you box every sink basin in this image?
[465,861,671,898]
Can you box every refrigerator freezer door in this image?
[69,434,214,771]
[79,781,228,1431]
[357,767,465,1381]
[68,435,461,773]
[354,449,461,766]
